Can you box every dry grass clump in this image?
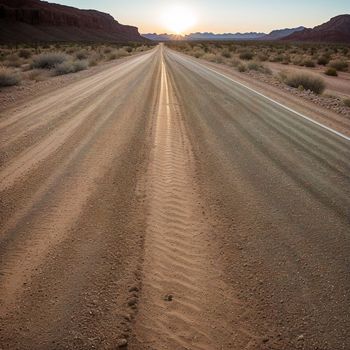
[239,51,254,60]
[27,69,45,81]
[75,49,89,60]
[237,63,247,72]
[343,98,350,107]
[221,48,232,58]
[0,42,154,86]
[18,49,32,59]
[31,52,69,69]
[4,54,22,68]
[201,53,217,62]
[247,61,271,74]
[303,60,316,68]
[283,73,325,94]
[325,67,338,76]
[0,67,21,87]
[328,60,348,72]
[317,56,330,65]
[54,59,88,75]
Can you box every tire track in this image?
[131,48,255,350]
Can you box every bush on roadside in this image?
[284,73,325,94]
[343,99,350,107]
[247,61,272,74]
[329,60,348,72]
[4,54,22,68]
[0,67,21,86]
[303,60,315,68]
[54,59,88,75]
[221,49,231,58]
[317,56,329,65]
[237,63,247,72]
[239,51,254,60]
[325,67,338,76]
[247,61,261,71]
[31,52,69,69]
[228,58,241,67]
[257,54,268,62]
[75,49,89,60]
[18,49,32,59]
[202,53,217,62]
[115,48,130,59]
[27,69,44,81]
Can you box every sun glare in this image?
[161,5,197,35]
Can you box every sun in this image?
[161,5,197,35]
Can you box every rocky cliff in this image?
[283,15,350,43]
[0,0,145,42]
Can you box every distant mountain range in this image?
[143,15,350,43]
[0,0,145,43]
[283,15,350,43]
[143,27,305,42]
[261,26,305,40]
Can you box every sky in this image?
[49,0,350,34]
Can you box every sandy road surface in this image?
[1,45,350,350]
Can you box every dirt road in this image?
[0,45,349,350]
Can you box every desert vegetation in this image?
[166,41,350,115]
[0,42,154,88]
[282,72,325,94]
[167,41,349,76]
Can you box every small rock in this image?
[297,334,304,341]
[164,294,173,302]
[129,286,139,293]
[116,338,128,348]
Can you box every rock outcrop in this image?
[0,0,145,42]
[283,15,350,43]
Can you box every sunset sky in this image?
[50,0,350,34]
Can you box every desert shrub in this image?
[270,54,284,62]
[115,48,130,58]
[135,45,144,52]
[317,56,329,65]
[107,53,118,60]
[325,67,338,76]
[247,61,271,74]
[221,49,231,58]
[247,62,261,71]
[31,52,68,69]
[237,63,247,72]
[125,46,133,53]
[89,53,102,66]
[239,51,254,60]
[75,50,89,60]
[329,60,348,71]
[291,55,304,66]
[27,69,44,81]
[202,53,217,62]
[192,46,204,58]
[73,60,89,72]
[343,99,350,107]
[229,58,241,67]
[214,54,223,63]
[4,54,22,67]
[285,73,325,94]
[103,47,112,54]
[257,54,268,61]
[18,49,32,59]
[54,60,88,75]
[303,60,315,67]
[0,67,21,86]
